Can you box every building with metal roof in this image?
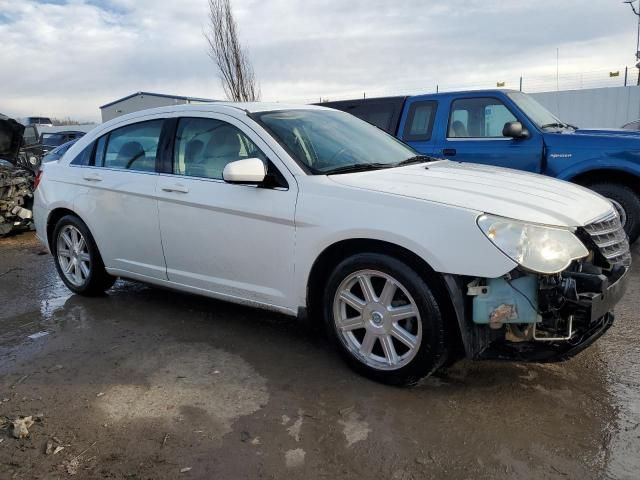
[99,92,218,122]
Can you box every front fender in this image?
[554,158,640,182]
[293,179,517,308]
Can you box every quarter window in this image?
[70,143,94,166]
[402,101,437,141]
[448,98,517,138]
[173,117,266,180]
[98,120,163,172]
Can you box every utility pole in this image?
[624,0,640,84]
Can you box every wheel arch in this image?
[306,238,464,354]
[46,207,83,251]
[568,168,640,196]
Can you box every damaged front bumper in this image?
[446,211,632,363]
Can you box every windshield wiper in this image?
[394,155,436,167]
[324,163,393,175]
[540,122,569,129]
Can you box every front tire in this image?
[52,215,115,295]
[589,183,640,243]
[323,253,448,386]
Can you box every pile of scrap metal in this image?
[0,114,34,235]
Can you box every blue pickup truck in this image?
[321,90,640,242]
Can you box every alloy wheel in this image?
[332,269,422,371]
[57,225,91,287]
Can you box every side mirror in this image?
[502,121,528,139]
[222,158,266,185]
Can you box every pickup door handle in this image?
[82,173,102,182]
[442,148,457,157]
[161,183,189,194]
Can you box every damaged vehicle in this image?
[33,104,631,385]
[0,115,34,235]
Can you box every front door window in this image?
[448,98,517,138]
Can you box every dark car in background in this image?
[40,130,85,154]
[41,139,79,164]
[19,128,85,169]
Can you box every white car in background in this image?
[33,103,630,385]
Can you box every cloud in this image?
[0,0,635,121]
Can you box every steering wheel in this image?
[125,152,145,169]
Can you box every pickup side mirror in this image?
[222,158,267,185]
[502,121,529,139]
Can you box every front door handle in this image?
[82,173,102,182]
[161,183,189,194]
[442,148,457,157]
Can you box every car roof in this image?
[123,102,326,118]
[95,102,335,136]
[110,102,330,122]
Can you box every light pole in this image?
[624,0,640,84]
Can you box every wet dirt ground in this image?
[0,232,638,479]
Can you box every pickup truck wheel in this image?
[323,253,448,386]
[589,183,640,243]
[52,215,115,296]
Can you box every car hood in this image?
[328,160,613,227]
[0,117,25,164]
[573,127,640,138]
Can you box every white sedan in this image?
[34,103,630,385]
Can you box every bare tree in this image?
[205,0,260,102]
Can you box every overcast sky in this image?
[0,0,636,122]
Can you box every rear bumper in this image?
[32,193,50,252]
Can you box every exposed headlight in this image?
[477,215,588,274]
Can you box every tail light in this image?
[33,170,42,190]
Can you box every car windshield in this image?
[254,109,419,174]
[506,92,570,129]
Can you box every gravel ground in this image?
[0,232,638,479]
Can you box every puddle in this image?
[97,343,269,442]
[600,333,640,477]
[599,258,640,478]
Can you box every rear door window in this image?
[350,104,395,132]
[98,120,163,172]
[402,101,437,141]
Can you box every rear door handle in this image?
[82,173,102,182]
[442,148,457,156]
[161,183,189,194]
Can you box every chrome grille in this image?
[583,210,631,267]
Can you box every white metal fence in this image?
[285,67,639,105]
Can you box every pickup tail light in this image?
[33,170,42,190]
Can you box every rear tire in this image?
[52,215,115,296]
[588,183,640,243]
[322,253,449,386]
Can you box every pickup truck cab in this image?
[321,90,640,242]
